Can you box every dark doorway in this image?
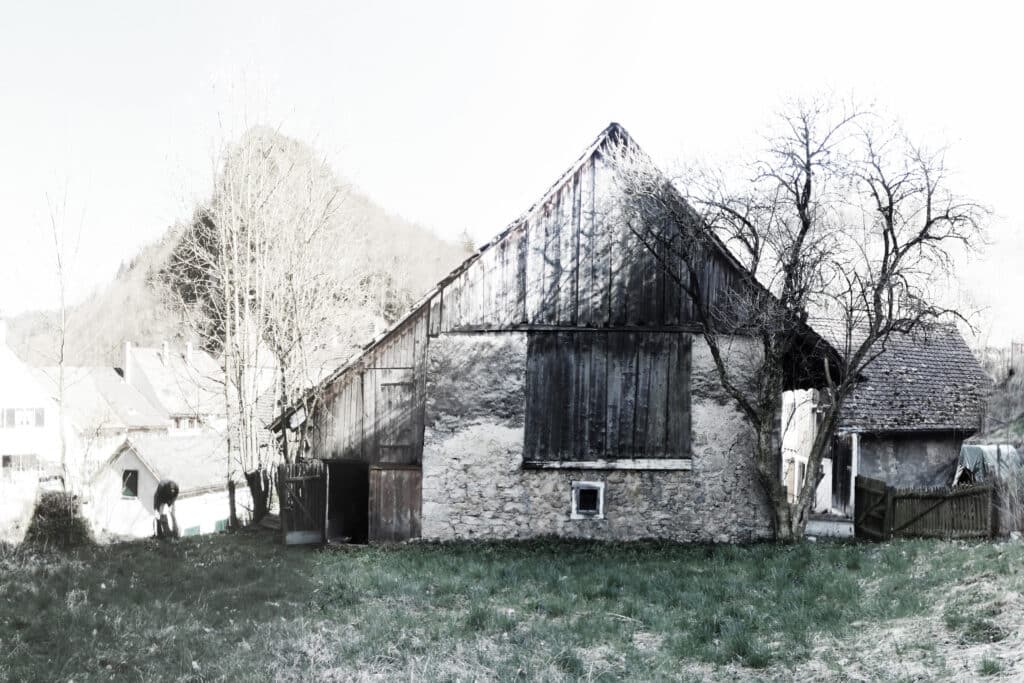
[832,435,853,516]
[326,460,369,544]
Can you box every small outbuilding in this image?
[784,323,992,526]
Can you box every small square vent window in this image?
[571,481,605,520]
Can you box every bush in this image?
[23,491,93,549]
[995,467,1024,535]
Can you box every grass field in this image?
[1,531,1022,681]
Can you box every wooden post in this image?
[883,483,894,540]
[850,433,860,516]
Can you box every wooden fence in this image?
[854,475,993,540]
[277,460,326,545]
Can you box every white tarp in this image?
[953,444,1023,485]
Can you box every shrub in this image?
[23,491,93,549]
[996,467,1024,535]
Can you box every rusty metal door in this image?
[278,460,326,545]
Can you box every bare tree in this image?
[611,99,986,540]
[164,127,362,522]
[45,186,85,489]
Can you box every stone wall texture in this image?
[421,332,773,543]
[858,432,963,488]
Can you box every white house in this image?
[0,320,64,541]
[90,430,249,539]
[123,341,226,432]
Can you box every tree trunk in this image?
[773,502,796,542]
[227,479,239,530]
[245,467,271,524]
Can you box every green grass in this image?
[0,533,1021,681]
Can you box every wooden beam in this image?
[522,459,692,471]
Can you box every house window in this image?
[122,469,139,498]
[2,454,39,473]
[570,481,605,520]
[1,409,43,429]
[524,332,691,462]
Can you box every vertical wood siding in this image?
[433,147,747,333]
[523,331,692,461]
[310,308,429,467]
[368,466,422,542]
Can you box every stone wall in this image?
[858,432,963,488]
[421,332,773,543]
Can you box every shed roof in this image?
[116,430,229,495]
[827,323,993,433]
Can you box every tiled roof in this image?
[35,366,168,430]
[820,323,993,433]
[128,345,223,417]
[121,430,230,495]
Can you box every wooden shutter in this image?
[363,368,416,464]
[524,331,691,461]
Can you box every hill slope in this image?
[8,131,469,369]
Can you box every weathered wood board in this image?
[524,331,692,461]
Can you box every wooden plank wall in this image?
[309,308,429,466]
[437,146,746,333]
[368,466,422,542]
[524,331,691,461]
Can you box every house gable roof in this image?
[270,122,841,430]
[35,366,169,431]
[112,430,229,495]
[127,345,223,417]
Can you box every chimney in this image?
[162,341,170,364]
[123,341,132,384]
[186,342,193,366]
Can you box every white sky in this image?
[1,1,1021,344]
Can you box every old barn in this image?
[270,123,832,544]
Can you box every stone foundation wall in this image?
[421,332,773,543]
[859,432,963,488]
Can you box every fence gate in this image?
[854,475,994,540]
[278,460,326,545]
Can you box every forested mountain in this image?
[8,130,470,370]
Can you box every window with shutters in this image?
[523,331,691,466]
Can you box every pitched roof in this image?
[128,345,223,417]
[35,366,169,430]
[827,323,993,433]
[270,122,841,429]
[118,430,230,495]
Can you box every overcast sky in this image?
[1,1,1021,344]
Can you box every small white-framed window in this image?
[570,480,605,520]
[122,469,139,498]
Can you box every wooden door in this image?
[278,461,326,545]
[368,465,421,542]
[832,435,853,516]
[363,368,417,464]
